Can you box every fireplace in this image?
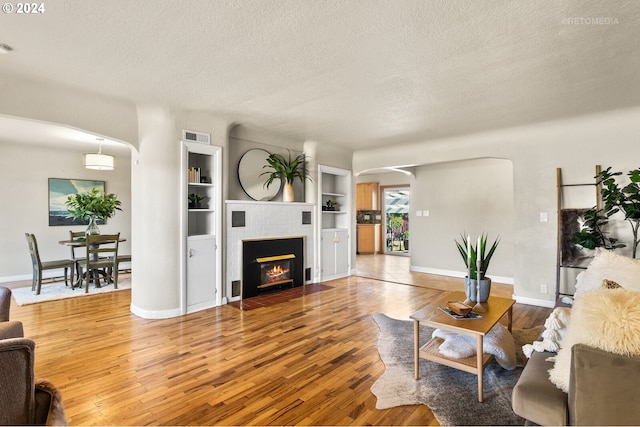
[258,254,294,289]
[242,237,304,299]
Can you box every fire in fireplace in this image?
[242,237,305,299]
[258,254,295,289]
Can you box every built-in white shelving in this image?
[317,165,352,281]
[181,140,222,313]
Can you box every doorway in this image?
[383,187,410,256]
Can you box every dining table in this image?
[58,236,127,288]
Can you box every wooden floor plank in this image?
[8,260,551,426]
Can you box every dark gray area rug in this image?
[371,313,541,426]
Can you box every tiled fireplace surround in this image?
[225,201,315,302]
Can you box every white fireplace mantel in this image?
[224,200,315,302]
[225,200,315,207]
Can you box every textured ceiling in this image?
[1,0,639,150]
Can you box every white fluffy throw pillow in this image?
[574,248,640,298]
[433,323,516,370]
[548,287,640,392]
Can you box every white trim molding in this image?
[512,294,556,308]
[410,265,515,285]
[130,303,183,320]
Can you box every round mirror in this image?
[238,149,281,201]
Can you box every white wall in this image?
[228,125,306,201]
[0,141,131,281]
[410,158,514,282]
[353,107,640,305]
[227,125,353,202]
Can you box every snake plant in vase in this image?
[65,188,122,235]
[455,233,500,305]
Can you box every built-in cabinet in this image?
[357,224,379,254]
[321,229,350,278]
[186,235,217,308]
[356,182,381,254]
[182,141,222,313]
[317,165,352,281]
[356,182,379,210]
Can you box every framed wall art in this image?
[48,178,105,226]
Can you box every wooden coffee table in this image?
[410,291,515,402]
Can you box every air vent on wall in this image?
[182,129,210,144]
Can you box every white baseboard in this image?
[1,265,131,284]
[410,266,515,285]
[512,294,556,308]
[0,269,67,284]
[129,303,183,319]
[186,300,219,314]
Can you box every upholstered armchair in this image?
[0,287,23,340]
[0,287,67,425]
[0,338,67,425]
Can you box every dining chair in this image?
[24,233,75,295]
[68,230,86,282]
[106,254,131,283]
[77,233,120,293]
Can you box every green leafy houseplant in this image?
[325,199,338,210]
[65,188,121,235]
[65,188,121,221]
[260,150,311,202]
[188,193,208,208]
[388,215,405,251]
[597,167,640,258]
[574,207,624,251]
[455,233,500,280]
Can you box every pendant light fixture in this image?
[83,138,115,170]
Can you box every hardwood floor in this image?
[9,263,551,426]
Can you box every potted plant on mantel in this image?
[260,150,311,202]
[455,233,500,305]
[65,188,122,235]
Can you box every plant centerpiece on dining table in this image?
[65,187,122,235]
[455,233,500,305]
[260,150,311,202]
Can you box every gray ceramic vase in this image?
[464,277,492,303]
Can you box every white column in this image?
[130,105,183,318]
[303,140,319,281]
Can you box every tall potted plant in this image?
[574,207,625,251]
[65,188,122,235]
[455,233,500,303]
[597,167,640,258]
[260,150,311,202]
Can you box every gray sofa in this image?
[512,311,640,426]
